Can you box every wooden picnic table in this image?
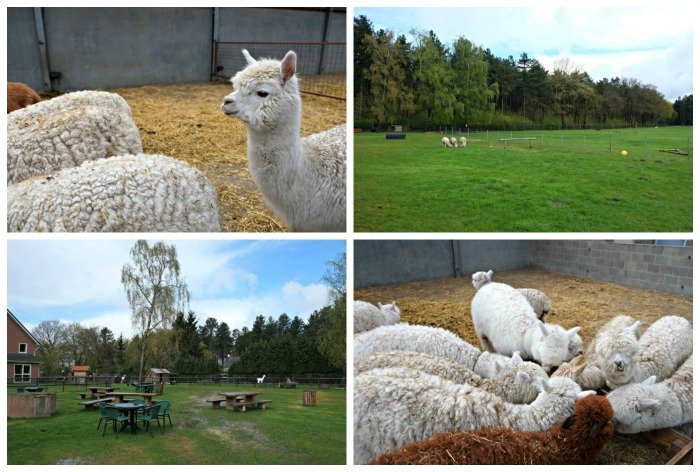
[86,386,114,399]
[216,391,270,412]
[109,391,159,406]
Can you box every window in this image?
[14,364,31,383]
[18,343,27,353]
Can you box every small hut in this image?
[70,365,90,384]
[145,368,171,385]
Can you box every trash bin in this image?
[302,390,316,406]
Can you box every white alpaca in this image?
[257,374,266,384]
[441,136,452,147]
[450,137,457,147]
[459,136,467,147]
[221,49,346,232]
[471,277,579,372]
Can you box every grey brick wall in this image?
[530,241,692,297]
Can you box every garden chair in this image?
[137,403,162,436]
[157,400,172,428]
[101,406,129,437]
[97,401,111,431]
[16,386,24,393]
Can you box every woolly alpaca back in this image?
[353,323,481,369]
[369,394,613,465]
[354,368,586,464]
[632,315,692,383]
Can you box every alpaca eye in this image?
[257,91,269,98]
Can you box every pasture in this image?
[7,383,345,465]
[354,127,692,232]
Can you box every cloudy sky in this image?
[356,6,693,100]
[7,239,345,338]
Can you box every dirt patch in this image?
[354,268,692,465]
[109,81,345,232]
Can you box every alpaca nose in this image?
[614,360,623,368]
[223,98,234,105]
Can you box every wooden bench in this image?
[206,399,227,409]
[79,397,114,410]
[231,400,272,412]
[78,392,88,400]
[498,137,535,149]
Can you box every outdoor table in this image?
[25,386,44,393]
[111,402,143,434]
[216,391,261,411]
[87,386,115,398]
[109,391,159,406]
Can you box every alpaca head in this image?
[471,270,493,290]
[595,320,641,384]
[606,376,680,434]
[378,301,400,316]
[559,395,614,444]
[221,49,301,131]
[532,323,581,373]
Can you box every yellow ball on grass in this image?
[620,150,628,157]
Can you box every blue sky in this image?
[356,6,693,100]
[7,239,346,338]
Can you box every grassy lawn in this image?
[354,126,692,232]
[7,383,346,465]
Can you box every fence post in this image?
[645,136,648,156]
[609,134,612,153]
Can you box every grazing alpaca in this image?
[257,375,266,384]
[221,49,346,232]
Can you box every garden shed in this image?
[145,367,171,384]
[69,365,90,384]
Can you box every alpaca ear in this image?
[242,49,256,65]
[566,327,581,338]
[511,351,523,364]
[377,302,384,309]
[641,376,657,385]
[539,323,549,336]
[626,320,641,337]
[516,371,532,383]
[487,270,493,279]
[576,390,596,399]
[536,377,552,393]
[281,51,297,84]
[639,398,661,410]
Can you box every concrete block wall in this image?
[354,240,531,288]
[530,240,693,297]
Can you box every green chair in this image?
[157,400,172,428]
[137,403,162,436]
[16,386,25,393]
[97,401,111,431]
[101,406,129,437]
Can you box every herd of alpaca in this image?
[7,48,346,233]
[354,270,693,464]
[441,135,467,148]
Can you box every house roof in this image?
[71,365,91,372]
[7,309,40,346]
[8,353,42,364]
[148,368,171,374]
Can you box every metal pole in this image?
[317,8,332,75]
[211,7,220,80]
[33,7,52,92]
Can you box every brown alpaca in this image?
[369,395,614,465]
[8,82,41,113]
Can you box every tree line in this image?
[30,242,346,382]
[354,15,692,129]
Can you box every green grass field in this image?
[354,127,692,232]
[7,383,345,465]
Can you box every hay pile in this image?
[354,268,692,465]
[110,81,345,232]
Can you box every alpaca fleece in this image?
[8,153,220,232]
[8,82,41,113]
[354,323,520,378]
[355,350,547,404]
[8,90,142,184]
[354,367,590,464]
[369,395,614,465]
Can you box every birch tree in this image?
[121,240,189,383]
